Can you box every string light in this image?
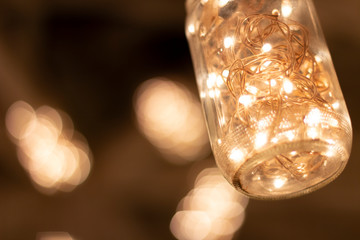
[186,0,352,199]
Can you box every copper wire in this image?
[200,11,336,173]
[207,14,334,129]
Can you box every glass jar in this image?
[185,0,352,199]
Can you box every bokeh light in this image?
[170,168,249,240]
[134,78,210,164]
[36,232,75,240]
[6,101,92,194]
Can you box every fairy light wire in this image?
[197,4,344,179]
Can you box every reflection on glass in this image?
[170,168,249,240]
[6,101,92,194]
[134,78,209,164]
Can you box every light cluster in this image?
[6,101,92,194]
[170,168,248,240]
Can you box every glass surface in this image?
[185,0,352,199]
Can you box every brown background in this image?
[0,0,359,239]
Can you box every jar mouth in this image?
[232,139,348,200]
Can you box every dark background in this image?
[0,0,359,239]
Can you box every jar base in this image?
[232,140,348,200]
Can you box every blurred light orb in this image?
[170,211,212,240]
[170,168,249,240]
[36,232,75,240]
[134,78,209,164]
[6,101,36,140]
[6,101,92,194]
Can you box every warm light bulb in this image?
[207,73,217,88]
[186,0,352,199]
[273,177,287,189]
[187,24,195,34]
[218,0,230,7]
[255,132,268,149]
[262,43,272,53]
[222,69,229,78]
[224,36,234,48]
[283,78,294,94]
[238,95,255,108]
[229,148,245,164]
[281,0,293,17]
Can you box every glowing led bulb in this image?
[283,78,294,94]
[229,148,245,164]
[188,24,195,34]
[285,131,295,141]
[332,101,340,109]
[186,0,352,199]
[255,132,268,149]
[307,127,319,139]
[224,36,234,48]
[281,1,293,17]
[305,108,321,126]
[273,177,286,189]
[263,61,272,67]
[218,0,230,7]
[222,69,229,78]
[262,43,272,53]
[238,95,255,107]
[216,75,224,87]
[207,73,217,88]
[315,55,322,63]
[246,86,259,95]
[270,79,277,87]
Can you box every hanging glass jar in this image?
[185,0,352,199]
